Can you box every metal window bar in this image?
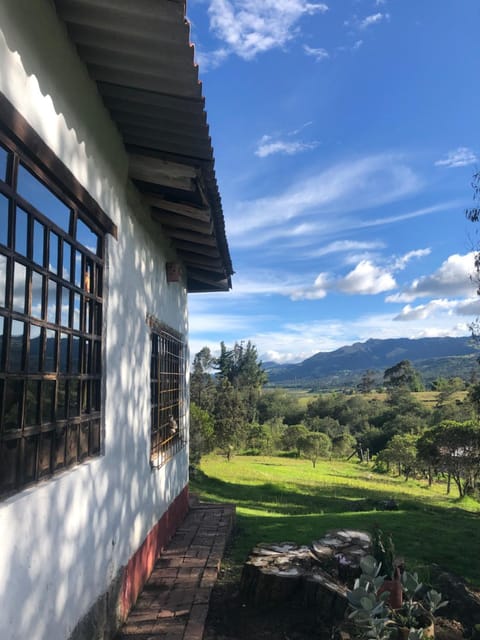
[150,324,185,467]
[0,134,104,499]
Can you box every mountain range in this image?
[264,336,479,390]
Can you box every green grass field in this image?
[190,455,480,586]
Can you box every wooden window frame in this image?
[148,316,186,468]
[0,93,116,499]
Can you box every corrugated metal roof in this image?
[54,0,233,292]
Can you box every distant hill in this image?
[265,336,479,390]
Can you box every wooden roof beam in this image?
[129,154,197,191]
[144,195,211,222]
[163,226,217,246]
[151,209,213,235]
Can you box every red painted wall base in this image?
[120,484,189,617]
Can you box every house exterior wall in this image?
[0,2,190,639]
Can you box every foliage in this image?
[332,432,357,458]
[190,347,216,412]
[213,379,247,459]
[297,431,332,467]
[357,369,377,394]
[347,554,447,640]
[281,423,309,457]
[417,420,480,497]
[189,402,215,466]
[371,525,396,580]
[384,360,424,392]
[377,434,419,480]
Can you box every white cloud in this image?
[338,260,396,295]
[310,239,386,258]
[290,259,397,300]
[206,0,329,61]
[255,135,319,158]
[392,248,431,271]
[227,154,421,241]
[303,45,329,61]
[386,252,476,303]
[393,299,458,322]
[288,248,436,302]
[195,47,230,72]
[359,13,390,29]
[435,147,478,168]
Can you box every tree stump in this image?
[239,530,372,622]
[240,543,312,605]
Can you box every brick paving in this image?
[116,500,235,640]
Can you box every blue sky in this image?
[186,0,480,363]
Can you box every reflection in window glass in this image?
[85,261,93,294]
[0,316,4,363]
[63,242,71,281]
[41,380,55,424]
[61,287,69,327]
[25,380,40,426]
[17,164,71,232]
[76,218,98,255]
[4,379,23,430]
[49,231,58,274]
[72,335,80,373]
[13,262,26,313]
[39,432,53,476]
[59,332,68,373]
[10,320,25,371]
[0,254,6,307]
[44,329,56,372]
[0,145,8,181]
[31,270,43,319]
[69,381,80,418]
[73,293,80,331]
[83,339,90,374]
[29,324,41,372]
[47,280,57,324]
[57,379,67,420]
[15,208,28,256]
[74,250,82,287]
[85,300,92,334]
[0,194,9,246]
[33,220,44,266]
[23,435,38,483]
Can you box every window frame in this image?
[148,316,186,468]
[0,92,116,500]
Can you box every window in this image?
[149,318,186,467]
[0,116,111,498]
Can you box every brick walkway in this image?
[116,501,235,640]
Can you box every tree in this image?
[190,346,216,412]
[215,340,267,424]
[298,432,332,468]
[383,360,424,391]
[357,369,377,393]
[417,420,480,496]
[331,432,356,458]
[189,402,214,466]
[213,379,246,460]
[281,423,309,457]
[377,433,419,480]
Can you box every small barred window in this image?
[149,319,186,467]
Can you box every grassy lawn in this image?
[190,455,480,586]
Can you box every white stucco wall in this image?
[0,1,189,639]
